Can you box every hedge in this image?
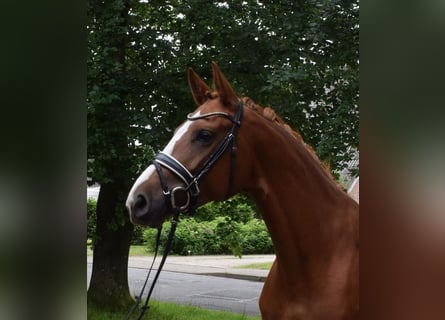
[88,195,274,255]
[143,216,274,257]
[87,198,96,242]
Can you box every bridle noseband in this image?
[151,99,244,215]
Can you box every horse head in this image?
[126,62,252,227]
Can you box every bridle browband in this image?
[151,99,244,215]
[124,99,244,320]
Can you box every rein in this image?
[124,211,179,320]
[124,99,244,319]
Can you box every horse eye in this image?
[194,130,214,145]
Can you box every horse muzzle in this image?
[127,189,168,228]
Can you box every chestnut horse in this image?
[126,62,359,319]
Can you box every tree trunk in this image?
[87,182,134,310]
[87,0,134,310]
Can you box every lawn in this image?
[88,300,261,320]
[87,245,152,257]
[238,262,272,270]
[129,245,152,256]
[87,246,265,319]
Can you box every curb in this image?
[88,255,273,283]
[198,272,267,282]
[87,261,268,282]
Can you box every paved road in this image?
[87,264,263,316]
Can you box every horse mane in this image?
[241,97,337,182]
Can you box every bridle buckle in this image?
[170,186,191,211]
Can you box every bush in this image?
[143,216,273,257]
[89,194,273,255]
[240,220,274,254]
[87,198,97,243]
[144,217,225,256]
[132,225,146,245]
[214,216,243,257]
[194,195,257,223]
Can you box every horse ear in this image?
[188,67,211,105]
[211,61,238,108]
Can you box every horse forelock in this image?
[205,90,217,99]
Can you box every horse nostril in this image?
[133,193,149,217]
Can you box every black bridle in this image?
[151,99,244,215]
[124,99,244,319]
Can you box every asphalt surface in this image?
[87,255,275,316]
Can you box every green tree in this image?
[87,0,135,309]
[167,0,359,172]
[87,0,196,309]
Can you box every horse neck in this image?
[242,111,357,276]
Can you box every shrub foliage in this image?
[88,195,273,256]
[87,198,97,245]
[143,195,273,257]
[143,217,273,257]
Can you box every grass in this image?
[129,245,152,256]
[88,300,261,320]
[87,245,152,257]
[238,262,273,270]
